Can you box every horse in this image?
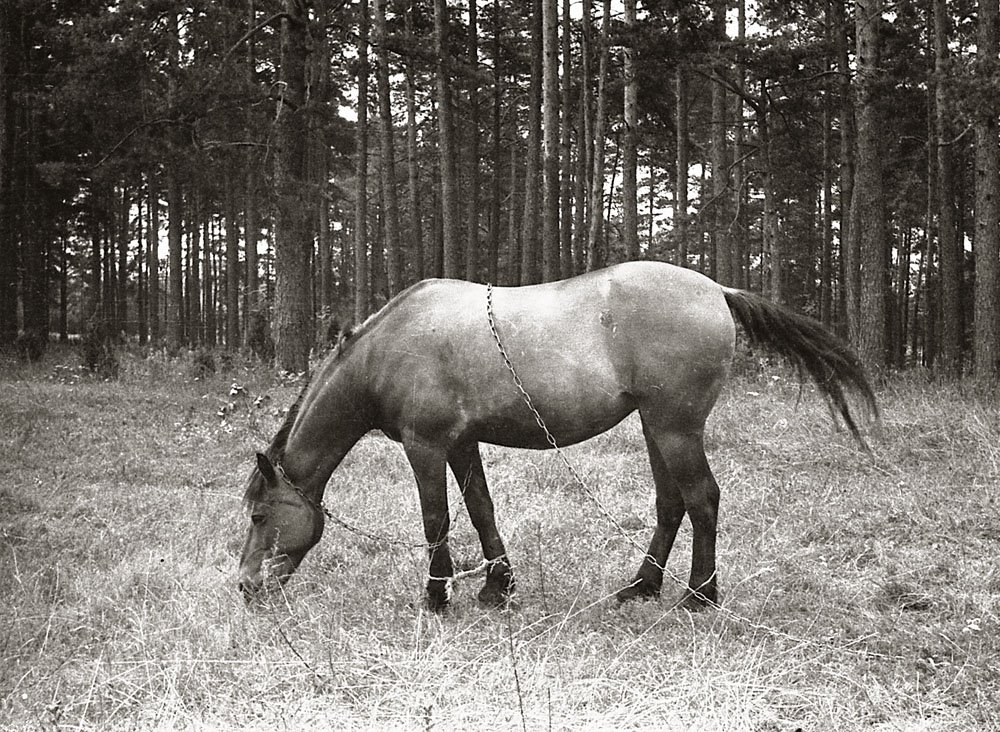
[238,260,877,610]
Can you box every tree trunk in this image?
[621,0,639,262]
[188,194,202,344]
[821,3,835,327]
[405,0,424,283]
[167,173,184,347]
[507,131,523,285]
[354,0,371,321]
[488,0,503,284]
[225,178,241,349]
[851,0,888,371]
[541,0,560,281]
[465,0,482,282]
[935,0,962,375]
[0,0,18,345]
[435,0,461,279]
[974,0,1000,384]
[520,0,543,284]
[146,173,160,343]
[573,0,593,274]
[835,0,857,338]
[710,0,732,285]
[676,64,689,267]
[245,0,261,342]
[117,187,129,337]
[202,215,215,347]
[374,0,402,295]
[586,0,611,271]
[559,0,573,278]
[759,82,781,301]
[732,0,747,288]
[273,0,313,372]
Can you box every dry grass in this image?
[1,347,998,730]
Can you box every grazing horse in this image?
[238,261,877,610]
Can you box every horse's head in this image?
[237,452,325,601]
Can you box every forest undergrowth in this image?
[1,345,998,731]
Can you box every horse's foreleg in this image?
[448,442,513,606]
[404,440,453,611]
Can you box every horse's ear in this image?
[255,452,277,483]
[335,326,354,353]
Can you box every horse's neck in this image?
[282,350,372,496]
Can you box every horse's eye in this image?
[251,514,266,526]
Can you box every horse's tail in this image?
[722,287,879,449]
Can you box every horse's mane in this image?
[259,280,434,467]
[265,374,313,461]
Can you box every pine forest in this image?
[2,0,999,380]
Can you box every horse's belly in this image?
[468,386,636,450]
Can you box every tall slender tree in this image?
[521,0,543,284]
[466,0,482,282]
[542,0,560,281]
[354,0,371,321]
[586,0,611,271]
[935,0,962,375]
[622,0,639,261]
[375,0,402,295]
[974,0,1000,384]
[852,0,889,370]
[272,0,313,372]
[435,0,460,278]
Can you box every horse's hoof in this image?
[477,582,514,607]
[616,577,661,603]
[424,579,451,612]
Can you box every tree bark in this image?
[835,0,857,338]
[226,178,241,349]
[465,0,482,282]
[435,0,461,279]
[521,0,543,284]
[676,64,689,267]
[0,0,18,345]
[244,0,261,347]
[759,82,780,301]
[974,0,1000,384]
[851,0,889,371]
[375,0,402,295]
[710,0,732,285]
[488,0,503,284]
[559,0,573,278]
[354,0,371,321]
[935,0,962,375]
[273,0,313,372]
[167,9,184,347]
[541,0,560,281]
[146,174,160,343]
[404,1,425,282]
[586,0,611,271]
[621,0,639,262]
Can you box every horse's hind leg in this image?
[618,420,720,608]
[448,442,514,606]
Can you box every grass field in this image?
[2,345,999,731]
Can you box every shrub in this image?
[79,316,119,379]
